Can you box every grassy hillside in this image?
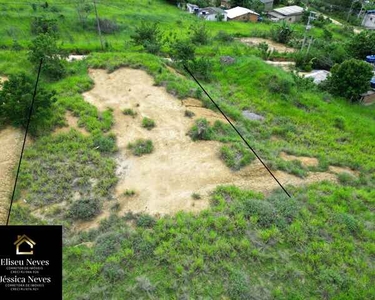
[1,0,374,299]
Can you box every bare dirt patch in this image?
[77,68,346,226]
[0,127,23,224]
[238,38,296,53]
[280,151,319,168]
[53,111,89,136]
[265,60,295,71]
[329,166,359,177]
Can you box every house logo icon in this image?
[14,234,36,255]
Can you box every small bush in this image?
[337,172,356,186]
[240,199,277,228]
[227,270,251,300]
[98,18,119,34]
[191,193,201,200]
[136,214,156,228]
[30,17,58,36]
[336,213,360,234]
[122,108,137,117]
[184,110,195,118]
[127,139,154,156]
[92,133,117,153]
[124,189,136,197]
[268,75,294,94]
[220,143,254,171]
[188,118,213,141]
[188,57,212,81]
[333,116,346,130]
[95,232,125,260]
[68,198,102,220]
[170,39,195,62]
[102,262,126,282]
[215,31,234,43]
[141,117,155,130]
[131,22,162,54]
[190,23,210,45]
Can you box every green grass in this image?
[127,139,154,156]
[141,117,155,130]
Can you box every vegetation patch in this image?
[220,142,254,171]
[67,198,102,221]
[141,117,156,130]
[127,139,154,156]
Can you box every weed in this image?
[67,198,102,221]
[141,117,155,130]
[127,139,154,156]
[124,190,136,197]
[184,110,195,118]
[122,108,137,117]
[188,118,213,141]
[191,193,201,200]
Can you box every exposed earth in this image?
[75,68,357,229]
[238,37,296,53]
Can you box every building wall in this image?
[228,13,258,22]
[284,14,302,23]
[362,14,375,29]
[202,13,228,21]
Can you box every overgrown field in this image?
[0,0,374,299]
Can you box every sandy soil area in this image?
[0,128,23,224]
[280,151,319,168]
[80,68,346,220]
[238,38,296,53]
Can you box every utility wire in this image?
[183,64,292,198]
[6,59,43,225]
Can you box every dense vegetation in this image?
[0,0,374,299]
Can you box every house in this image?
[362,10,375,29]
[198,7,228,21]
[260,0,274,11]
[225,6,260,22]
[14,234,36,255]
[187,3,199,14]
[268,5,304,23]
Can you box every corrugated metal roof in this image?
[273,5,304,16]
[225,6,259,19]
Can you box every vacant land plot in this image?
[80,68,346,221]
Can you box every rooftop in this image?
[225,6,259,19]
[200,7,226,15]
[272,5,304,16]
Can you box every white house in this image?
[187,3,199,14]
[362,10,375,29]
[198,7,228,21]
[268,5,304,23]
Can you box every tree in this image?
[325,59,373,102]
[347,31,375,60]
[28,33,67,80]
[0,74,56,135]
[130,22,162,54]
[271,21,294,44]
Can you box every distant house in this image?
[198,7,228,21]
[362,10,375,29]
[226,6,259,22]
[260,0,274,11]
[187,3,199,14]
[268,5,304,23]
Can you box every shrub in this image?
[188,118,213,141]
[124,189,136,197]
[325,59,373,102]
[337,172,357,186]
[190,23,210,45]
[131,22,162,54]
[170,39,195,62]
[240,199,277,227]
[271,21,294,44]
[122,108,137,117]
[347,30,375,59]
[191,193,201,200]
[184,110,195,118]
[220,143,254,170]
[127,139,154,156]
[30,17,58,36]
[98,18,119,34]
[102,262,126,282]
[215,31,234,43]
[188,57,212,81]
[95,232,125,260]
[336,213,360,234]
[268,75,294,94]
[227,270,251,300]
[136,214,156,228]
[0,73,56,136]
[92,133,117,153]
[68,198,102,220]
[333,116,346,130]
[141,117,156,130]
[28,33,67,80]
